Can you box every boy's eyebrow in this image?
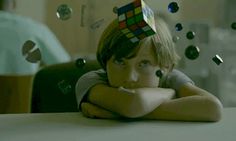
[125,52,137,59]
[139,56,153,60]
[139,57,156,63]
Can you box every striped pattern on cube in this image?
[117,0,156,43]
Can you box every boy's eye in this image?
[139,60,151,68]
[113,58,125,65]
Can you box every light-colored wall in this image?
[147,0,225,26]
[14,0,46,23]
[45,0,90,58]
[179,0,225,26]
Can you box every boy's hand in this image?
[134,87,176,100]
[118,86,136,94]
[81,102,121,119]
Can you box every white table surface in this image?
[0,108,235,141]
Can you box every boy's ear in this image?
[169,64,174,71]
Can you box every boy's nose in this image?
[124,68,138,83]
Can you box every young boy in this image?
[75,17,223,121]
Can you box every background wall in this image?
[14,0,46,23]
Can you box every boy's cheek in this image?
[107,76,121,88]
[142,76,160,88]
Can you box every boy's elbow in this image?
[206,97,223,122]
[208,107,222,122]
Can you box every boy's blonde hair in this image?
[97,16,180,71]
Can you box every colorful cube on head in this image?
[117,0,156,43]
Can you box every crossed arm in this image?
[81,83,223,121]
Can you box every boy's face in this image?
[106,41,160,89]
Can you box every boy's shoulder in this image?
[169,69,185,76]
[162,69,194,90]
[79,69,108,81]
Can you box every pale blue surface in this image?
[0,11,71,75]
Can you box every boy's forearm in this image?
[88,84,175,118]
[131,87,175,117]
[81,102,121,119]
[142,95,223,122]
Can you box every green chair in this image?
[31,59,101,113]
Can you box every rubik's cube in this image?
[117,0,156,43]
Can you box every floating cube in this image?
[212,55,223,65]
[117,0,156,43]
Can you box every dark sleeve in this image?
[164,69,195,91]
